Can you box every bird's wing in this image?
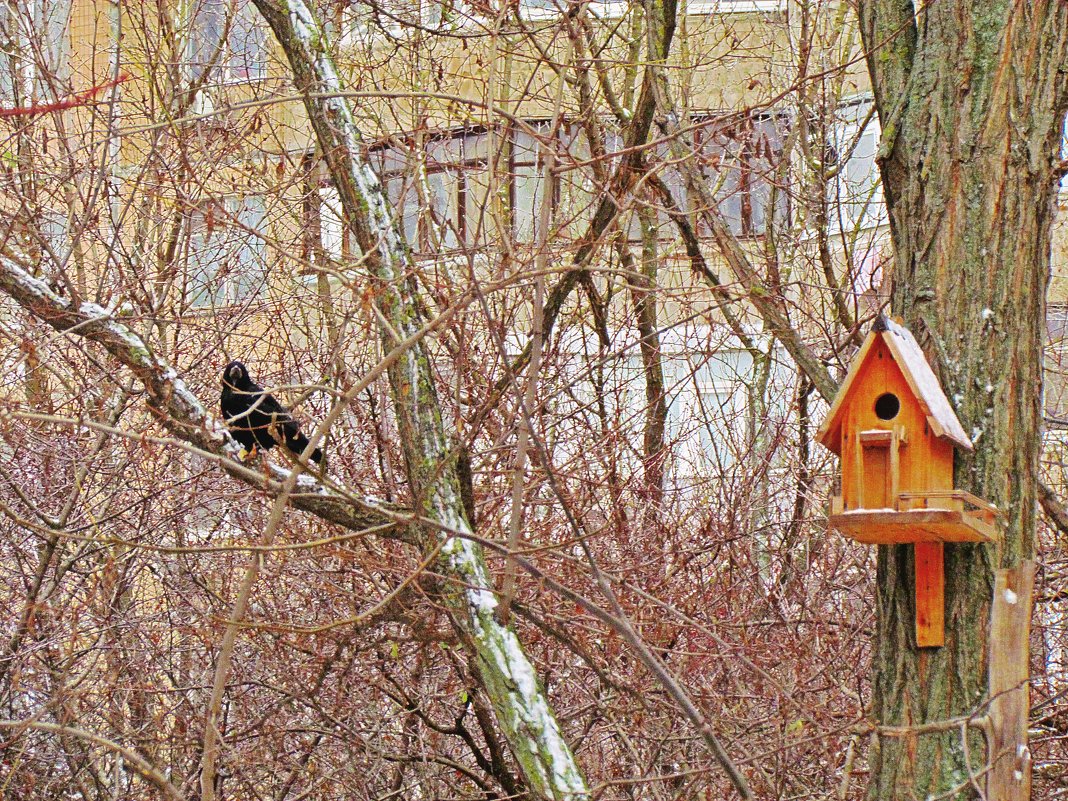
[222,381,272,420]
[247,392,301,446]
[221,389,247,423]
[253,391,291,420]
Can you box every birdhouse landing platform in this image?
[828,489,998,545]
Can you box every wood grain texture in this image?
[829,509,997,545]
[914,542,945,647]
[988,561,1036,800]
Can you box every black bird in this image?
[220,361,323,464]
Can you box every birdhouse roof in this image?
[816,317,973,454]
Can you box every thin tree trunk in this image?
[247,2,589,796]
[627,199,668,505]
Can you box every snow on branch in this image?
[0,249,402,539]
[248,2,592,796]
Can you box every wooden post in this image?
[914,542,944,647]
[987,561,1035,800]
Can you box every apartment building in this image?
[9,0,1064,484]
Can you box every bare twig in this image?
[0,719,183,801]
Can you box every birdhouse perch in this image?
[816,317,999,647]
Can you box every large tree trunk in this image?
[858,2,1068,797]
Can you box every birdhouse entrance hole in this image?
[874,392,900,420]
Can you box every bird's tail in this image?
[286,431,323,465]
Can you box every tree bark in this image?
[858,2,1068,797]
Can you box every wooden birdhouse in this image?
[816,317,998,647]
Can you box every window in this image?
[518,0,785,19]
[368,125,595,252]
[370,146,420,247]
[828,98,886,231]
[187,196,266,307]
[424,136,462,250]
[360,116,785,255]
[188,0,267,84]
[459,132,491,247]
[514,123,593,242]
[667,334,785,474]
[513,124,553,244]
[318,186,355,262]
[693,382,745,468]
[422,131,499,249]
[370,131,493,252]
[1060,115,1068,197]
[38,206,71,264]
[0,5,14,105]
[683,0,786,12]
[518,0,563,18]
[1045,303,1068,427]
[614,352,652,434]
[691,115,788,238]
[308,178,375,267]
[333,0,444,42]
[0,3,73,103]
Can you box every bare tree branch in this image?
[1038,479,1068,539]
[0,718,183,801]
[0,248,404,537]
